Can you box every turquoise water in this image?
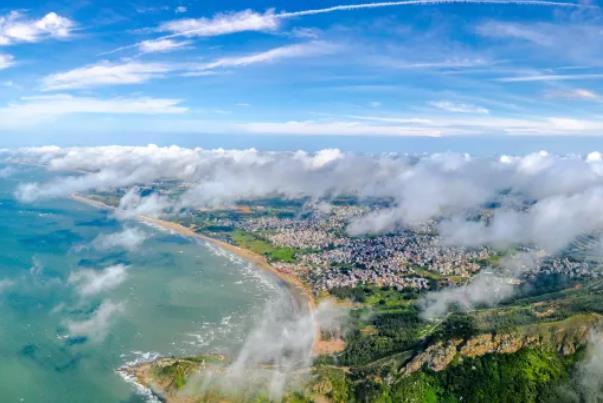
[0,166,279,402]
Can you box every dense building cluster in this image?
[535,256,594,278]
[233,205,491,293]
[94,189,600,296]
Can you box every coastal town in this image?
[87,189,598,298]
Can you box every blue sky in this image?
[0,0,602,147]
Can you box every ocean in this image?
[0,165,280,402]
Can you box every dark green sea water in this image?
[0,166,278,402]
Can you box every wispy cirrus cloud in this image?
[476,21,553,45]
[157,1,586,39]
[391,57,492,69]
[547,88,600,100]
[430,100,489,114]
[42,61,171,90]
[0,94,186,130]
[195,41,335,71]
[159,9,280,37]
[137,38,190,54]
[0,11,74,45]
[240,114,603,137]
[497,73,603,82]
[477,21,603,68]
[240,119,444,136]
[45,41,335,88]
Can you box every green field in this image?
[230,229,297,263]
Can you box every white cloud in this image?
[197,41,335,71]
[14,146,603,255]
[42,61,171,90]
[420,272,515,319]
[0,95,186,130]
[92,227,149,251]
[115,187,173,219]
[239,119,442,136]
[477,21,603,67]
[549,88,599,100]
[278,0,584,19]
[430,100,489,114]
[138,38,190,54]
[15,145,603,329]
[578,332,603,400]
[159,9,279,37]
[239,114,603,137]
[476,21,552,45]
[569,89,599,99]
[157,1,584,39]
[497,73,603,83]
[48,42,330,87]
[439,186,603,252]
[0,11,74,45]
[175,6,187,14]
[68,264,128,297]
[420,251,542,319]
[337,114,603,136]
[204,294,343,401]
[65,300,124,342]
[0,53,14,69]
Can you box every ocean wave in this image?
[201,240,278,292]
[116,351,162,403]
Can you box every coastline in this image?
[137,214,316,314]
[70,193,318,333]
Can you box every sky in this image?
[0,0,603,149]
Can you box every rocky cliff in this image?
[400,313,602,376]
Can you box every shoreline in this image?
[70,193,318,338]
[137,214,316,315]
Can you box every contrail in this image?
[101,0,589,56]
[170,0,587,39]
[279,0,586,18]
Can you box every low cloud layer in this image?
[91,227,148,251]
[13,147,603,319]
[12,145,603,398]
[68,264,128,297]
[420,251,543,319]
[12,146,603,257]
[190,294,345,400]
[420,272,515,320]
[65,300,124,343]
[577,332,603,402]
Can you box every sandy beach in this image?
[70,193,321,347]
[137,214,316,314]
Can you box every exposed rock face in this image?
[459,333,536,358]
[401,339,462,375]
[401,314,602,376]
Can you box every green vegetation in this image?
[338,305,427,366]
[430,314,478,342]
[307,366,351,402]
[330,285,419,306]
[154,360,197,390]
[89,190,603,402]
[231,229,297,262]
[432,348,574,403]
[345,348,581,403]
[411,267,443,281]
